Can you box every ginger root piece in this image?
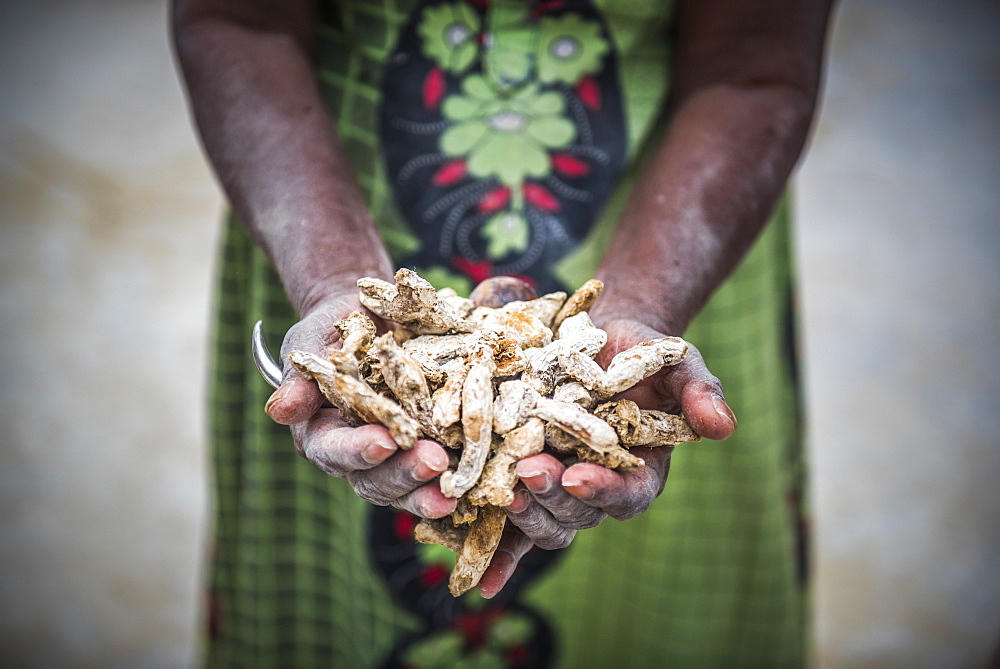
[358,269,475,334]
[415,517,468,554]
[572,443,645,470]
[522,313,607,395]
[336,311,377,357]
[499,291,567,328]
[492,380,540,434]
[288,350,419,448]
[437,287,475,318]
[439,348,496,498]
[596,337,688,397]
[552,279,603,331]
[474,309,552,350]
[448,504,507,597]
[595,400,701,447]
[325,311,377,378]
[401,333,473,364]
[545,424,582,453]
[370,333,435,435]
[451,495,479,525]
[431,361,469,430]
[552,381,595,409]
[468,417,545,507]
[475,330,527,377]
[531,397,620,453]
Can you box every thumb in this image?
[659,346,737,440]
[265,373,324,425]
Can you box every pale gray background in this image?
[1,0,998,666]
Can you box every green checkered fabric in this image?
[205,1,807,666]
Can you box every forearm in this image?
[172,4,392,315]
[593,83,814,334]
[593,0,831,335]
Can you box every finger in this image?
[392,481,457,519]
[478,526,535,599]
[346,440,450,505]
[505,486,577,551]
[265,374,325,425]
[514,455,606,530]
[658,347,736,440]
[561,449,671,521]
[294,417,398,477]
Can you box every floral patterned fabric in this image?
[380,0,627,294]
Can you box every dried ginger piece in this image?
[552,381,595,409]
[325,311,377,377]
[552,279,603,331]
[358,269,474,334]
[468,417,545,507]
[545,424,582,453]
[415,517,467,553]
[336,311,377,356]
[522,312,607,395]
[451,495,479,525]
[572,443,645,470]
[495,291,566,328]
[596,337,688,397]
[439,347,496,498]
[369,333,435,436]
[475,329,527,377]
[437,286,475,318]
[448,504,507,596]
[530,397,619,453]
[595,400,700,447]
[473,309,552,350]
[401,332,472,364]
[431,359,468,430]
[492,379,540,434]
[287,350,419,448]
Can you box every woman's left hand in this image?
[477,318,737,598]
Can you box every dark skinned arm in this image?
[480,0,833,598]
[172,0,458,520]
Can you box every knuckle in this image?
[303,442,346,478]
[535,528,575,551]
[562,508,606,530]
[346,471,393,506]
[609,470,658,521]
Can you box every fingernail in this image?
[563,478,595,501]
[712,395,738,430]
[361,442,396,465]
[419,497,454,519]
[264,389,286,417]
[507,489,530,513]
[414,452,447,481]
[519,470,550,492]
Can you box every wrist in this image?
[292,268,389,318]
[589,284,689,336]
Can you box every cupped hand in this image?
[478,318,737,598]
[263,293,457,519]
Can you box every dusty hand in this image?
[478,318,737,597]
[264,294,457,519]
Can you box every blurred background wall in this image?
[1,0,997,666]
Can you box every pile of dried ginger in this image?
[287,269,700,596]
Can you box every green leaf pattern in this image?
[418,3,608,262]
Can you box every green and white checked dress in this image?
[206,1,808,666]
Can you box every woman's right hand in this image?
[263,292,457,519]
